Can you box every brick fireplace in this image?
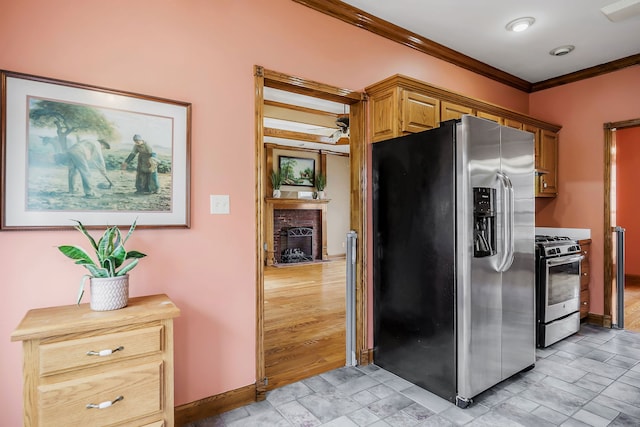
[264,198,329,266]
[274,209,320,263]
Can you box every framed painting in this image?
[279,156,315,187]
[1,71,191,229]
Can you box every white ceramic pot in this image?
[90,275,129,311]
[317,190,325,199]
[273,189,281,198]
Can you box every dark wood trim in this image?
[265,99,341,118]
[349,99,368,365]
[532,54,640,92]
[174,383,256,426]
[603,118,640,327]
[254,65,267,401]
[264,127,334,144]
[291,1,640,93]
[290,0,532,92]
[604,125,613,325]
[266,142,348,157]
[587,313,609,327]
[257,66,369,382]
[360,348,374,366]
[606,119,640,130]
[263,67,363,104]
[626,275,640,286]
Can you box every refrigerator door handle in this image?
[496,171,515,272]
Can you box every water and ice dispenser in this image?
[473,187,496,257]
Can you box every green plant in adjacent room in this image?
[315,172,326,191]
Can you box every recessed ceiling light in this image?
[549,45,575,56]
[505,17,535,32]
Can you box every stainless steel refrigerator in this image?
[372,115,535,408]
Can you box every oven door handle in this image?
[546,254,584,266]
[496,171,514,272]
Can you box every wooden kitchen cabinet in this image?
[441,101,473,122]
[476,110,502,123]
[368,83,440,142]
[365,75,562,198]
[579,239,592,320]
[502,117,524,129]
[11,294,180,427]
[536,129,559,197]
[401,90,440,134]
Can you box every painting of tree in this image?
[278,156,315,187]
[29,99,119,151]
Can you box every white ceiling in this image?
[340,0,640,83]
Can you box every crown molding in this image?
[292,0,640,93]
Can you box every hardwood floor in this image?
[264,259,346,391]
[625,279,640,332]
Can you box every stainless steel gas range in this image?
[535,235,584,347]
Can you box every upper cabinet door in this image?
[441,101,473,122]
[537,130,559,197]
[503,118,524,130]
[401,90,440,134]
[370,87,398,142]
[523,124,541,170]
[476,110,502,123]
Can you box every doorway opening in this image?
[254,66,367,398]
[604,118,640,331]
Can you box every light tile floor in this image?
[187,324,640,426]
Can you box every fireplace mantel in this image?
[264,198,329,266]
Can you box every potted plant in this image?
[270,169,283,198]
[315,172,327,199]
[58,219,146,311]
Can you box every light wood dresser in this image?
[11,294,180,427]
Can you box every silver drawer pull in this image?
[86,346,124,356]
[86,395,123,409]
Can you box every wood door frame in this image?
[603,118,640,326]
[254,66,367,399]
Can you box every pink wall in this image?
[616,127,640,276]
[530,65,640,317]
[0,1,530,424]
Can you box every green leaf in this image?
[77,275,91,305]
[117,259,139,276]
[97,227,117,262]
[71,220,99,252]
[109,244,127,269]
[85,264,109,278]
[126,250,147,259]
[58,245,95,265]
[122,218,138,245]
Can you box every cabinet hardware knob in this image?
[543,181,548,188]
[582,301,587,305]
[86,395,123,409]
[86,346,124,356]
[582,272,588,276]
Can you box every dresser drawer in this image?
[40,325,163,376]
[38,362,162,427]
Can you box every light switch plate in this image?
[210,195,230,214]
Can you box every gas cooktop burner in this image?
[535,235,573,243]
[535,235,581,258]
